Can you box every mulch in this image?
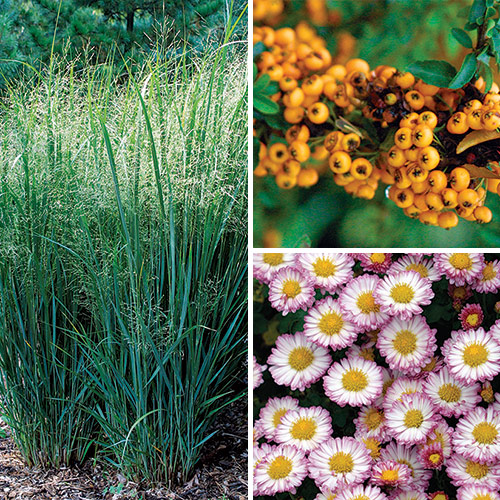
[0,398,247,500]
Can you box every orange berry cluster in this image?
[254,0,285,24]
[254,23,500,227]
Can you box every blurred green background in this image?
[253,0,500,248]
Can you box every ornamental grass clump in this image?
[0,12,247,484]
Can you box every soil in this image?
[0,398,247,500]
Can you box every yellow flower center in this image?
[290,417,317,440]
[313,257,336,277]
[482,262,497,281]
[406,263,429,277]
[475,495,494,500]
[463,342,488,367]
[328,451,354,474]
[370,253,386,264]
[397,459,414,477]
[356,291,380,314]
[393,329,417,355]
[404,409,424,428]
[421,357,437,372]
[263,253,284,266]
[472,422,498,445]
[352,496,370,500]
[362,437,381,459]
[482,385,495,403]
[466,460,489,479]
[318,311,344,336]
[449,253,472,270]
[429,453,441,464]
[364,408,384,430]
[437,383,461,403]
[342,368,368,392]
[380,469,399,482]
[390,283,415,304]
[432,496,447,500]
[359,347,375,361]
[282,279,301,299]
[467,313,480,326]
[267,455,293,480]
[272,408,289,428]
[288,347,314,371]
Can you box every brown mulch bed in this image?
[0,398,247,500]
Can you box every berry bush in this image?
[253,252,500,499]
[253,0,500,247]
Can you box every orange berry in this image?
[482,110,500,131]
[356,184,376,199]
[417,146,440,170]
[275,171,297,189]
[438,211,459,229]
[326,64,347,80]
[284,106,306,124]
[412,125,434,148]
[463,99,482,114]
[393,187,415,208]
[405,90,425,110]
[428,170,448,193]
[407,163,429,183]
[400,112,419,128]
[467,109,483,130]
[425,192,444,211]
[324,131,345,152]
[486,178,500,193]
[457,188,479,208]
[350,158,373,180]
[283,88,305,108]
[279,77,298,92]
[394,71,415,89]
[418,111,438,129]
[286,124,310,144]
[394,167,412,189]
[447,112,469,134]
[387,146,406,168]
[394,128,413,149]
[345,58,370,74]
[474,206,493,223]
[254,164,267,177]
[302,74,324,95]
[307,102,329,124]
[415,80,439,96]
[268,142,290,164]
[449,167,471,192]
[329,151,352,174]
[405,144,420,162]
[297,168,319,187]
[441,188,459,208]
[289,140,310,162]
[419,210,439,225]
[342,133,361,152]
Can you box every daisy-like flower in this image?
[387,254,441,282]
[303,296,359,350]
[339,275,389,331]
[456,485,500,500]
[371,459,412,487]
[362,436,382,460]
[447,452,500,490]
[346,343,376,362]
[336,484,388,500]
[253,356,267,389]
[423,367,481,418]
[357,253,393,273]
[459,303,484,330]
[308,437,372,492]
[253,253,295,284]
[268,332,332,392]
[296,253,354,293]
[383,377,424,412]
[254,443,275,468]
[380,441,432,491]
[374,271,434,321]
[354,406,386,442]
[254,444,308,496]
[473,259,500,294]
[275,406,333,453]
[424,416,454,459]
[418,442,444,469]
[324,356,383,407]
[448,283,473,310]
[385,393,437,446]
[444,327,500,384]
[434,253,485,286]
[268,267,315,316]
[314,489,338,500]
[257,396,300,441]
[453,406,500,464]
[490,320,500,345]
[377,315,436,375]
[388,491,427,500]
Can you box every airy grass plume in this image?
[0,8,247,483]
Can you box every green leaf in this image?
[254,73,270,91]
[451,28,473,48]
[254,94,279,115]
[486,18,497,35]
[491,25,500,66]
[253,41,266,59]
[406,60,457,87]
[263,81,279,96]
[448,53,478,89]
[480,61,493,92]
[469,0,486,24]
[486,0,495,7]
[253,62,257,81]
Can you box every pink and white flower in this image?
[257,396,300,441]
[253,252,295,284]
[434,253,485,286]
[253,356,267,389]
